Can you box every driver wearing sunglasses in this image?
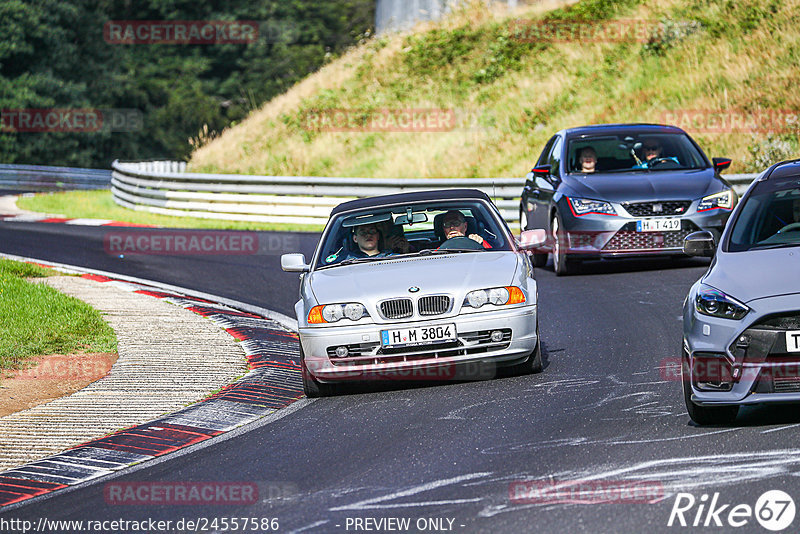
[632,138,680,169]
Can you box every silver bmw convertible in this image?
[281,189,547,396]
[682,159,800,424]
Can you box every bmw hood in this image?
[561,169,724,203]
[308,252,520,304]
[704,248,800,304]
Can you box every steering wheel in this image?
[438,236,484,251]
[647,157,674,168]
[777,222,800,234]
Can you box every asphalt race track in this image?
[2,222,800,533]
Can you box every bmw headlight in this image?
[568,197,617,216]
[698,190,734,212]
[695,285,749,320]
[308,303,367,324]
[465,287,525,308]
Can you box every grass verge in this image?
[0,259,117,373]
[190,0,799,177]
[16,190,325,232]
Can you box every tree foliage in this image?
[0,0,374,167]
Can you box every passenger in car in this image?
[440,210,491,249]
[377,220,411,253]
[344,223,404,259]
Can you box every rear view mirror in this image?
[683,231,716,257]
[394,213,428,225]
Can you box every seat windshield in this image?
[728,176,800,252]
[567,133,708,174]
[314,199,512,268]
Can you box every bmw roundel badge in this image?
[409,286,420,293]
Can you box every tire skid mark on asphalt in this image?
[0,271,303,509]
[328,472,492,512]
[471,449,800,517]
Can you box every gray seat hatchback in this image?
[682,159,800,424]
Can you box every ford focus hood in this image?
[308,252,520,304]
[704,248,800,304]
[561,169,723,203]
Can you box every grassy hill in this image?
[189,0,799,177]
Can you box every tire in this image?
[682,358,738,425]
[300,345,338,397]
[551,213,578,276]
[521,208,548,268]
[509,324,543,376]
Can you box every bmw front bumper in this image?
[299,305,538,382]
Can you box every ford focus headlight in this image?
[568,197,617,216]
[465,287,525,309]
[698,190,734,212]
[308,303,367,324]
[695,285,749,320]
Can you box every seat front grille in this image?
[624,201,691,217]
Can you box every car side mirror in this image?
[712,157,732,172]
[683,231,716,257]
[281,253,310,272]
[531,164,551,177]
[519,229,548,250]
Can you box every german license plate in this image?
[381,324,456,348]
[636,218,681,232]
[787,331,800,353]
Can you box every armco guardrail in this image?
[111,160,759,226]
[0,164,111,191]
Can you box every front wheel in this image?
[509,325,543,376]
[682,358,738,425]
[300,345,339,397]
[551,213,578,276]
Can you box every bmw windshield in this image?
[314,200,513,269]
[728,175,800,251]
[567,133,708,174]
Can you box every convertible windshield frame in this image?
[311,198,514,270]
[566,132,710,175]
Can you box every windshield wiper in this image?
[338,256,388,266]
[416,248,484,254]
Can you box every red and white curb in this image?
[0,257,302,509]
[0,214,153,227]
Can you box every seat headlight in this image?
[465,286,525,308]
[308,303,367,324]
[695,285,749,320]
[698,190,734,212]
[568,197,617,216]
